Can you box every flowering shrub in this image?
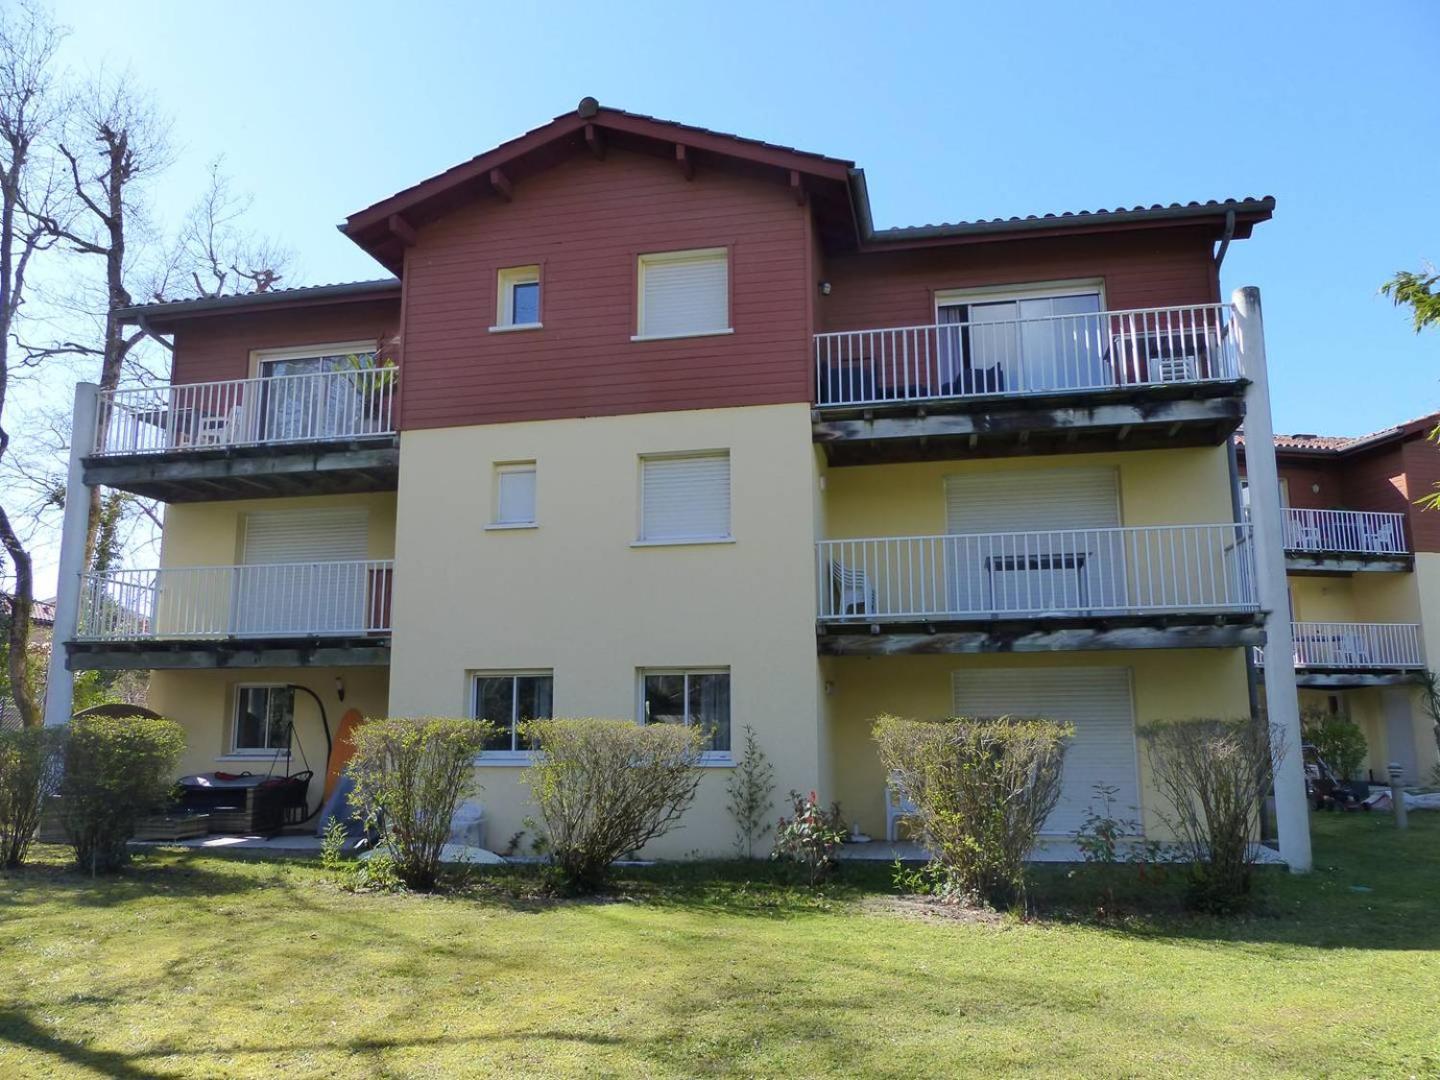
[771,790,846,885]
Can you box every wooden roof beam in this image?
[489,168,513,202]
[386,214,417,247]
[790,169,805,206]
[584,123,605,160]
[676,143,694,181]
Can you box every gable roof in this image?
[343,98,1274,273]
[114,278,401,331]
[1236,412,1440,459]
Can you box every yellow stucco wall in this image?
[388,403,822,857]
[159,492,398,567]
[822,445,1236,538]
[148,667,390,781]
[823,648,1252,841]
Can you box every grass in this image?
[0,814,1437,1079]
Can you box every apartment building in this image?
[44,101,1309,863]
[1239,417,1440,783]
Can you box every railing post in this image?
[1234,286,1311,872]
[43,383,99,728]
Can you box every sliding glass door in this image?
[937,292,1105,395]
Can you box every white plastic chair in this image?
[1364,522,1400,553]
[193,405,244,448]
[1337,632,1369,667]
[829,560,876,617]
[885,773,918,842]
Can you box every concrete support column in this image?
[1234,287,1311,872]
[42,382,99,728]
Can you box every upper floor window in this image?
[492,461,537,528]
[634,248,730,341]
[494,265,541,330]
[638,451,731,544]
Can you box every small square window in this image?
[233,685,293,753]
[496,265,541,328]
[640,668,730,754]
[493,462,536,526]
[472,672,554,754]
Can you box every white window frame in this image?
[932,278,1107,319]
[248,341,379,379]
[469,670,554,764]
[632,247,733,342]
[231,683,294,756]
[637,666,732,764]
[491,265,542,332]
[488,460,537,530]
[635,449,733,546]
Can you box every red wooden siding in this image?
[170,301,400,385]
[1401,439,1440,552]
[1274,461,1346,510]
[815,228,1221,333]
[399,150,812,430]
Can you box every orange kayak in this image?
[323,709,367,803]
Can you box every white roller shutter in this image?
[944,467,1119,534]
[944,467,1122,614]
[235,508,370,635]
[640,453,730,541]
[242,508,369,564]
[951,667,1139,835]
[639,249,729,338]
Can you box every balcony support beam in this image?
[1236,284,1311,873]
[818,618,1263,656]
[44,382,99,727]
[67,639,391,671]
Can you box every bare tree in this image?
[171,158,289,299]
[0,2,64,728]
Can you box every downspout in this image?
[1230,438,1263,724]
[1213,208,1237,272]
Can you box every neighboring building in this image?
[46,101,1305,858]
[0,596,55,730]
[1238,416,1440,783]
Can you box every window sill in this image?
[484,522,538,532]
[216,752,288,764]
[473,753,535,767]
[631,536,735,549]
[629,328,734,343]
[699,754,735,768]
[488,323,543,334]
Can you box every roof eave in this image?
[114,279,402,328]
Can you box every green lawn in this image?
[0,815,1437,1079]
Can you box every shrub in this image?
[522,718,705,894]
[726,724,775,858]
[0,727,65,868]
[347,716,494,891]
[771,790,846,885]
[873,714,1071,909]
[60,713,185,874]
[1139,716,1278,914]
[1301,708,1367,781]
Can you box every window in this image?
[233,685,294,753]
[494,265,541,329]
[635,248,729,340]
[640,669,731,755]
[933,282,1103,394]
[492,462,537,527]
[639,451,730,543]
[471,672,554,755]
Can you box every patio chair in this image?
[191,405,244,447]
[1363,522,1401,553]
[829,559,876,617]
[886,773,919,842]
[1336,632,1369,667]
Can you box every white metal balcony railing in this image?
[1282,507,1408,556]
[76,561,395,641]
[92,366,398,457]
[817,523,1256,622]
[814,303,1240,408]
[1257,621,1424,670]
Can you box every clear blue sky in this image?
[46,0,1440,439]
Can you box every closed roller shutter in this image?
[639,250,729,338]
[235,508,370,635]
[944,467,1122,613]
[641,453,730,542]
[951,667,1139,835]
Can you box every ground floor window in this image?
[471,672,554,755]
[233,685,294,753]
[639,668,731,754]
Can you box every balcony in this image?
[1281,508,1411,573]
[68,560,394,670]
[84,367,400,501]
[816,523,1261,655]
[812,304,1246,464]
[1257,621,1425,688]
